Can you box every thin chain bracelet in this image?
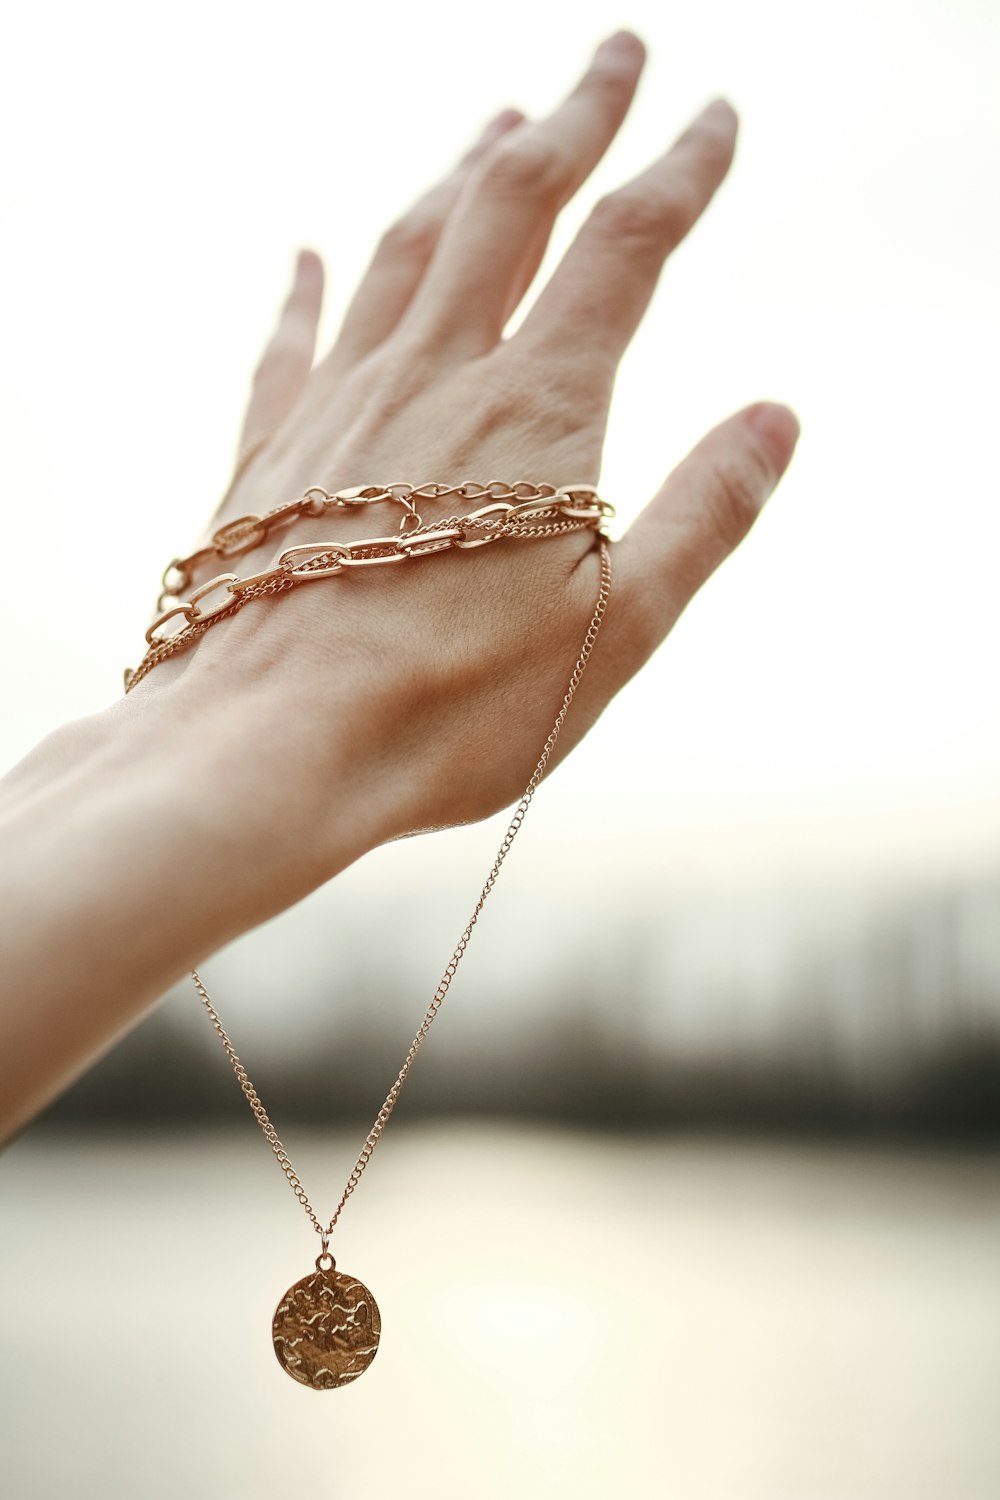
[124,481,614,693]
[157,481,426,610]
[159,479,590,604]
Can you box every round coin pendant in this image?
[272,1254,381,1389]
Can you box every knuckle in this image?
[254,328,306,376]
[537,369,607,437]
[270,313,312,352]
[575,64,635,123]
[511,332,613,419]
[490,345,607,442]
[704,449,770,549]
[585,57,638,99]
[252,346,295,387]
[527,398,601,452]
[590,187,690,245]
[478,134,571,200]
[377,213,438,261]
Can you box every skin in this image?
[0,29,800,1141]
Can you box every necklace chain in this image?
[189,537,611,1245]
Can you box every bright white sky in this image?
[1,0,998,893]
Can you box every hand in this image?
[126,27,800,869]
[0,27,801,1138]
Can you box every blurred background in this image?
[1,1,998,1497]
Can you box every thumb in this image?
[608,400,801,684]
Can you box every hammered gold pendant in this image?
[272,1252,381,1389]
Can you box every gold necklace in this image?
[131,487,612,1389]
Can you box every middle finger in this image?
[394,29,647,361]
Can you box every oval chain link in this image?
[125,482,613,692]
[159,479,576,603]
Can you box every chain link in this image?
[124,482,613,693]
[185,535,612,1246]
[159,480,589,601]
[158,483,418,606]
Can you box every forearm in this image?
[0,683,357,1142]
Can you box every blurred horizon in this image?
[42,848,1000,1139]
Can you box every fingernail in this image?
[595,29,645,62]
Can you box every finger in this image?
[515,97,737,376]
[395,29,647,360]
[607,402,801,685]
[239,248,324,452]
[322,107,527,376]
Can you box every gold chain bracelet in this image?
[123,480,613,693]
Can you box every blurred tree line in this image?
[42,868,1000,1139]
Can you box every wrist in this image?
[14,677,367,908]
[0,682,363,1138]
